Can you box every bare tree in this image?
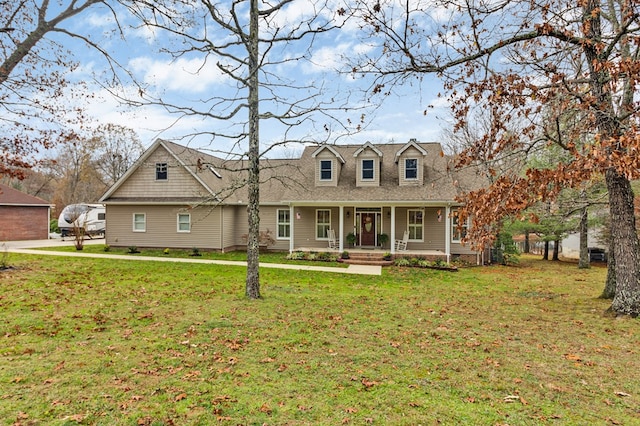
[352,0,640,316]
[0,1,124,180]
[45,134,109,210]
[90,123,144,186]
[123,0,358,298]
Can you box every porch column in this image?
[289,205,295,253]
[339,205,344,252]
[390,206,396,254]
[445,205,451,263]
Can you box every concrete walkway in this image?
[3,238,382,276]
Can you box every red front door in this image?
[360,213,376,246]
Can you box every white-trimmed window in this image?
[177,213,191,233]
[452,209,469,242]
[408,209,424,241]
[362,159,374,180]
[156,162,168,180]
[277,209,290,239]
[405,158,418,180]
[133,213,146,232]
[316,209,331,240]
[320,160,332,180]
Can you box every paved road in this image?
[3,238,382,276]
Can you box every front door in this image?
[360,213,376,246]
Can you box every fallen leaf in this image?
[260,403,272,414]
[564,353,582,362]
[174,393,187,401]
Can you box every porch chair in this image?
[395,230,409,251]
[327,229,339,250]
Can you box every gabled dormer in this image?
[311,145,345,187]
[395,138,428,186]
[353,142,383,187]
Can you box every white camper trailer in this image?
[58,204,105,238]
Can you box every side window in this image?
[177,213,191,232]
[407,209,423,241]
[362,159,374,180]
[316,209,331,239]
[320,160,332,181]
[405,158,418,180]
[277,209,290,239]
[133,213,146,232]
[452,209,469,242]
[156,162,168,180]
[97,212,106,221]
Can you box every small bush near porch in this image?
[1,254,636,425]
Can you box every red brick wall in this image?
[0,206,49,241]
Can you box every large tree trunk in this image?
[578,205,589,269]
[245,0,261,299]
[607,169,640,315]
[601,236,616,299]
[552,238,560,261]
[523,231,530,254]
[542,241,549,260]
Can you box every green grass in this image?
[35,244,349,267]
[1,254,638,425]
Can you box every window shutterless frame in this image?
[133,213,146,232]
[177,213,191,232]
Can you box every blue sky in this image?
[43,1,452,156]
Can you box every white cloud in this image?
[128,56,228,94]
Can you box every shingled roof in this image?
[102,139,487,206]
[0,184,52,206]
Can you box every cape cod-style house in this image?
[99,138,487,263]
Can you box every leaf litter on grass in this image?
[1,254,639,424]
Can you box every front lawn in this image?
[0,254,637,425]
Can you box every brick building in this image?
[0,184,53,241]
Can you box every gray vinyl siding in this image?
[105,204,221,249]
[393,207,445,251]
[232,205,249,246]
[111,146,209,198]
[221,205,237,251]
[290,206,340,250]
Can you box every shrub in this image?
[103,244,111,252]
[190,247,201,256]
[394,257,411,267]
[127,246,140,254]
[287,251,306,260]
[341,251,350,259]
[163,248,170,255]
[316,252,330,261]
[418,259,431,268]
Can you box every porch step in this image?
[342,258,394,266]
[341,251,394,266]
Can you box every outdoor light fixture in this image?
[346,211,351,218]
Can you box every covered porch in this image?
[282,202,472,264]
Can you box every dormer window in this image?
[405,158,418,180]
[320,160,332,180]
[156,162,168,180]
[362,159,374,180]
[395,140,427,186]
[312,145,345,187]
